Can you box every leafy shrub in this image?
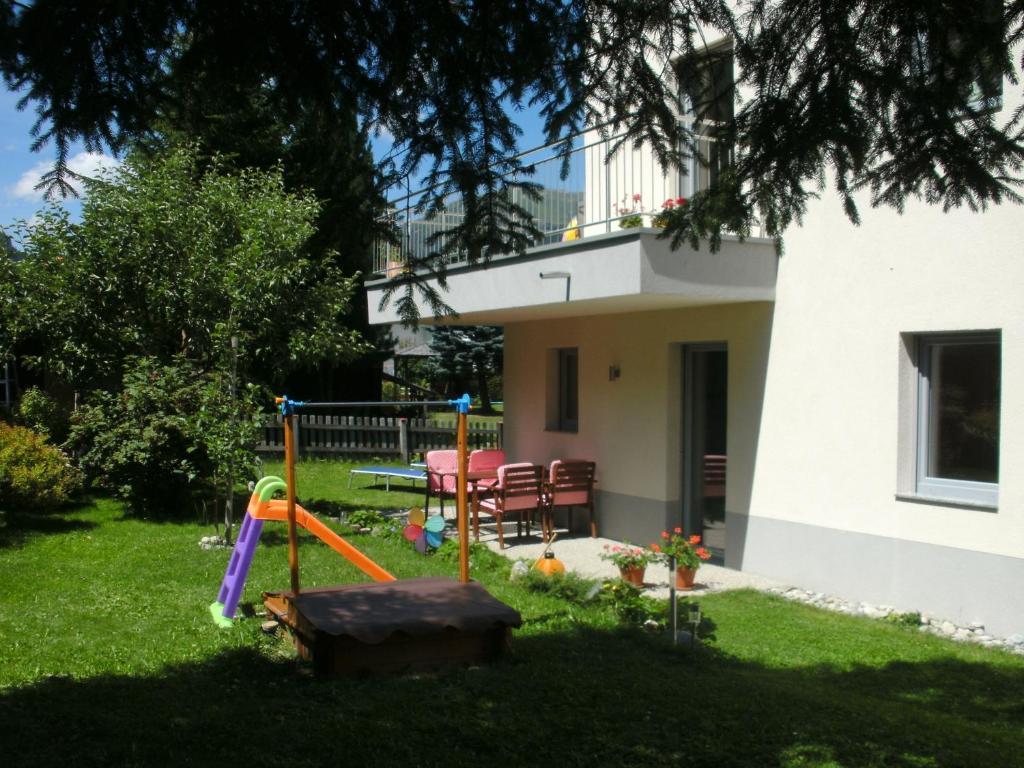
[520,568,602,604]
[435,539,510,575]
[0,423,83,509]
[68,356,260,515]
[885,611,922,628]
[344,510,402,539]
[375,516,404,540]
[15,387,72,444]
[346,510,386,530]
[601,579,668,627]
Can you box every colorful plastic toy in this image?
[210,474,395,627]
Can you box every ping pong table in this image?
[347,466,428,492]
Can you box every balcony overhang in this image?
[366,228,777,325]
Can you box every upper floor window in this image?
[910,2,1004,114]
[677,45,735,194]
[680,46,734,128]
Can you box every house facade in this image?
[367,35,1023,637]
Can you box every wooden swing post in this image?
[456,404,470,584]
[282,405,301,597]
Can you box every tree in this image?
[0,145,367,524]
[1,1,1021,309]
[1,144,368,393]
[145,23,395,399]
[429,326,503,413]
[146,35,383,307]
[0,231,19,260]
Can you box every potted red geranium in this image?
[651,528,711,589]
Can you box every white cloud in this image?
[11,151,120,200]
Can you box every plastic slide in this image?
[209,476,395,627]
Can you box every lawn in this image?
[1,461,1022,767]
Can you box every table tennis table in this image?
[347,466,428,492]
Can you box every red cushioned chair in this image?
[543,460,597,541]
[425,449,458,517]
[475,463,545,549]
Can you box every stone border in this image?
[766,586,1024,655]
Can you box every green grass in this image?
[1,466,1022,767]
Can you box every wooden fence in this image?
[258,414,502,463]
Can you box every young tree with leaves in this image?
[2,145,367,393]
[0,145,368,522]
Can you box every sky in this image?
[0,87,122,234]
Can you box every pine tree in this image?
[1,1,1020,285]
[429,326,503,413]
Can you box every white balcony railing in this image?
[372,129,737,277]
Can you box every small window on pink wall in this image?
[546,347,578,432]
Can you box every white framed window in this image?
[677,43,735,196]
[914,332,1000,506]
[546,347,578,432]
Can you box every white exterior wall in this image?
[731,186,1024,633]
[752,198,1022,556]
[732,49,1024,633]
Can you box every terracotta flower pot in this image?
[675,566,697,590]
[619,565,646,587]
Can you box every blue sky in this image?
[0,87,125,232]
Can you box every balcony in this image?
[367,130,777,325]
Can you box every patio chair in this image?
[425,449,458,517]
[467,448,506,494]
[543,460,597,540]
[475,463,545,549]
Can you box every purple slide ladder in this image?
[210,476,286,626]
[214,511,266,620]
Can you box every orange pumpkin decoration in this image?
[534,551,566,576]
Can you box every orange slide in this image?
[255,500,396,583]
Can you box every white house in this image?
[367,31,1022,637]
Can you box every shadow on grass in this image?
[2,626,1022,767]
[0,507,97,549]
